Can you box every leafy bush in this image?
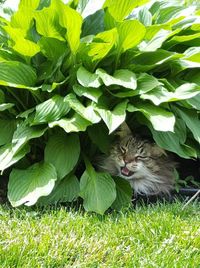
[0,0,199,214]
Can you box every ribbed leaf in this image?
[12,122,47,144]
[117,20,146,53]
[38,174,80,205]
[80,159,116,214]
[0,120,16,146]
[4,26,40,57]
[139,29,171,52]
[87,123,113,154]
[45,133,80,180]
[95,100,128,133]
[88,28,118,61]
[73,84,102,103]
[65,93,101,124]
[174,107,200,144]
[0,143,30,171]
[53,0,82,53]
[11,0,40,30]
[49,113,91,133]
[8,162,57,207]
[96,69,137,89]
[128,103,175,132]
[0,61,36,86]
[77,66,102,88]
[112,177,132,210]
[150,127,196,159]
[38,37,67,60]
[141,83,200,105]
[104,0,150,21]
[33,95,70,124]
[34,4,65,41]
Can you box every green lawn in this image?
[0,200,200,268]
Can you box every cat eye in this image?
[135,155,148,161]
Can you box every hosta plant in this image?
[0,0,199,214]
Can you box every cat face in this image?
[98,122,175,195]
[110,135,156,180]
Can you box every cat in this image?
[98,122,176,196]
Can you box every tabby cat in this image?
[98,123,175,196]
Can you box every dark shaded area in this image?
[177,158,200,182]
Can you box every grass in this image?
[0,200,200,268]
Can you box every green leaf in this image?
[137,6,152,26]
[155,6,196,24]
[11,0,40,30]
[33,95,70,124]
[0,90,5,104]
[53,0,82,53]
[183,47,200,63]
[0,119,16,146]
[8,162,57,207]
[87,27,118,62]
[49,113,91,133]
[139,29,171,52]
[81,10,104,37]
[38,37,67,60]
[0,61,37,87]
[130,50,181,72]
[77,66,102,88]
[12,122,47,144]
[117,20,146,53]
[0,142,30,171]
[4,25,40,57]
[73,84,102,103]
[174,107,200,144]
[187,94,200,110]
[128,103,175,132]
[0,103,14,111]
[141,83,200,106]
[88,123,113,154]
[136,73,161,94]
[65,93,101,124]
[104,0,150,21]
[34,4,65,41]
[110,73,160,98]
[148,119,195,159]
[80,159,116,214]
[95,100,128,133]
[96,69,137,89]
[38,174,80,205]
[111,177,132,210]
[164,33,200,50]
[44,133,80,180]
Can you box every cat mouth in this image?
[120,166,134,177]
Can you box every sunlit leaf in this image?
[96,68,137,89]
[8,162,57,207]
[95,100,128,133]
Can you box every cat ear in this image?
[151,144,167,157]
[116,122,132,138]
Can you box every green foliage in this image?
[0,0,200,214]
